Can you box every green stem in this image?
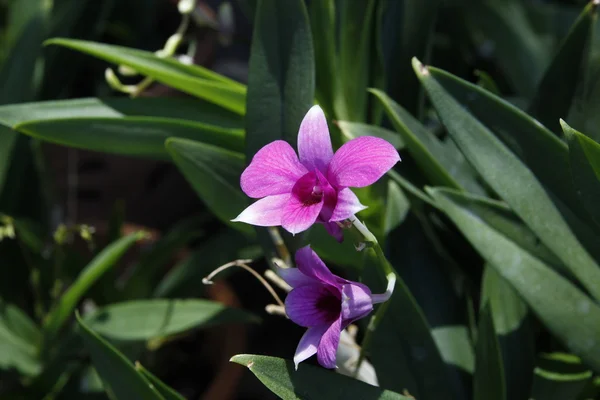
[347,215,395,376]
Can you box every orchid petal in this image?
[298,105,334,173]
[327,136,400,188]
[232,194,289,226]
[293,325,328,370]
[341,283,373,323]
[241,140,308,198]
[317,316,342,369]
[295,246,341,288]
[322,221,343,242]
[281,195,323,235]
[285,284,341,327]
[278,267,316,288]
[330,188,367,222]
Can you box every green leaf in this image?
[475,70,501,95]
[309,0,336,117]
[0,12,45,104]
[230,354,411,399]
[336,120,403,149]
[530,353,592,400]
[528,2,597,134]
[45,38,246,115]
[165,138,251,235]
[481,267,534,400]
[15,117,243,160]
[0,126,19,197]
[0,303,41,376]
[473,305,506,400]
[135,364,185,400]
[444,192,562,271]
[85,299,257,341]
[387,170,438,209]
[363,219,456,399]
[428,187,600,372]
[383,179,409,236]
[380,0,440,116]
[0,97,244,129]
[335,0,376,122]
[562,120,600,227]
[431,326,474,375]
[44,232,145,341]
[371,89,481,194]
[245,0,315,156]
[415,58,600,301]
[425,65,588,226]
[75,313,164,400]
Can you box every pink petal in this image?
[285,284,341,327]
[295,246,341,288]
[281,195,323,235]
[327,136,400,188]
[293,325,328,370]
[277,267,316,288]
[329,188,367,222]
[241,140,308,198]
[317,316,342,369]
[341,283,373,324]
[298,105,334,173]
[231,194,289,226]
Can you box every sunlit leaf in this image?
[415,59,600,301]
[428,187,600,372]
[530,353,592,400]
[46,38,246,115]
[85,299,257,341]
[230,354,411,399]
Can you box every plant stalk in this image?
[347,215,395,376]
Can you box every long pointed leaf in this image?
[562,120,600,227]
[245,0,314,156]
[15,117,244,159]
[44,232,145,341]
[473,305,506,400]
[230,354,410,399]
[415,58,600,301]
[46,39,246,115]
[76,313,164,400]
[428,187,600,372]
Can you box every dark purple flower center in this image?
[315,289,342,322]
[293,171,327,206]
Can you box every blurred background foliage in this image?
[1,0,600,399]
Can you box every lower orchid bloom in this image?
[279,246,394,369]
[233,105,400,241]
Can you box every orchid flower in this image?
[233,105,400,240]
[279,246,393,369]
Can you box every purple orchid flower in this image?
[279,246,392,369]
[233,105,400,240]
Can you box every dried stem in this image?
[203,259,285,309]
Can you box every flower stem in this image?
[347,215,395,377]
